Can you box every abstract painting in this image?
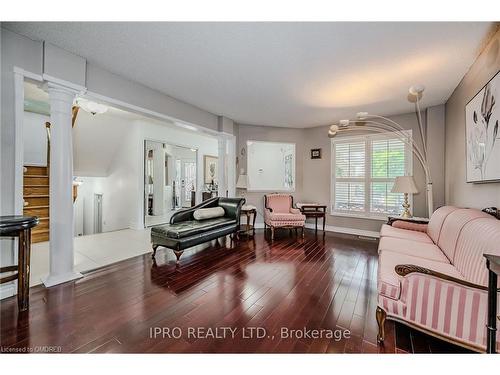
[465,70,500,183]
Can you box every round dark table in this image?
[0,215,39,311]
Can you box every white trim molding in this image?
[253,222,379,238]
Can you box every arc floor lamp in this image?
[328,85,434,218]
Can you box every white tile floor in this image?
[30,228,152,287]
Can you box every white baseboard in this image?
[41,271,83,288]
[0,282,16,300]
[254,222,379,238]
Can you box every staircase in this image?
[23,166,50,243]
[22,106,80,244]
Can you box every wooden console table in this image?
[296,203,326,234]
[484,254,500,354]
[0,216,39,311]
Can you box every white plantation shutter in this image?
[334,142,365,178]
[334,182,365,212]
[372,139,405,178]
[370,182,404,215]
[333,141,366,213]
[332,132,411,217]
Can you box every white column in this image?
[217,136,227,197]
[42,84,82,287]
[226,135,236,197]
[152,143,165,215]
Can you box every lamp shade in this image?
[236,173,247,189]
[391,176,418,194]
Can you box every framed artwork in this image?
[203,155,218,184]
[311,148,322,159]
[465,70,500,183]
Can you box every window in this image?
[331,131,412,219]
[247,141,295,191]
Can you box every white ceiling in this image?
[6,22,494,128]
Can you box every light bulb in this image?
[356,112,368,120]
[409,85,425,96]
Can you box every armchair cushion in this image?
[265,194,293,213]
[266,212,305,222]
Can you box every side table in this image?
[0,215,39,311]
[484,254,500,354]
[239,204,257,238]
[296,203,327,234]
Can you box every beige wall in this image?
[236,106,445,233]
[235,124,305,225]
[445,28,500,209]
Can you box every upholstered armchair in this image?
[264,194,306,240]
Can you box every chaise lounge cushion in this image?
[380,224,433,244]
[152,217,236,239]
[378,250,462,301]
[378,236,450,263]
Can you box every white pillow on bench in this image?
[193,206,225,221]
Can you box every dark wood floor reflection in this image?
[0,230,471,353]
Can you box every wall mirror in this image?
[246,140,295,191]
[144,140,197,227]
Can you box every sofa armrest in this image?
[290,208,301,214]
[218,197,245,221]
[395,264,492,292]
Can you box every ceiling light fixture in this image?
[76,99,108,115]
[327,85,433,218]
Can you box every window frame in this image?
[330,130,413,220]
[246,140,296,192]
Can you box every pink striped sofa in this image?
[377,206,500,352]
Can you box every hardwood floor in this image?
[0,230,471,353]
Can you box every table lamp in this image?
[391,176,418,218]
[236,168,247,197]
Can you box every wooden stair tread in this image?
[32,228,49,233]
[24,205,49,209]
[23,194,49,198]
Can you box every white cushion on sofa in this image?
[193,207,225,221]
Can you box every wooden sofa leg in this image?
[173,249,183,265]
[271,227,275,241]
[301,226,304,239]
[376,306,387,343]
[152,245,159,259]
